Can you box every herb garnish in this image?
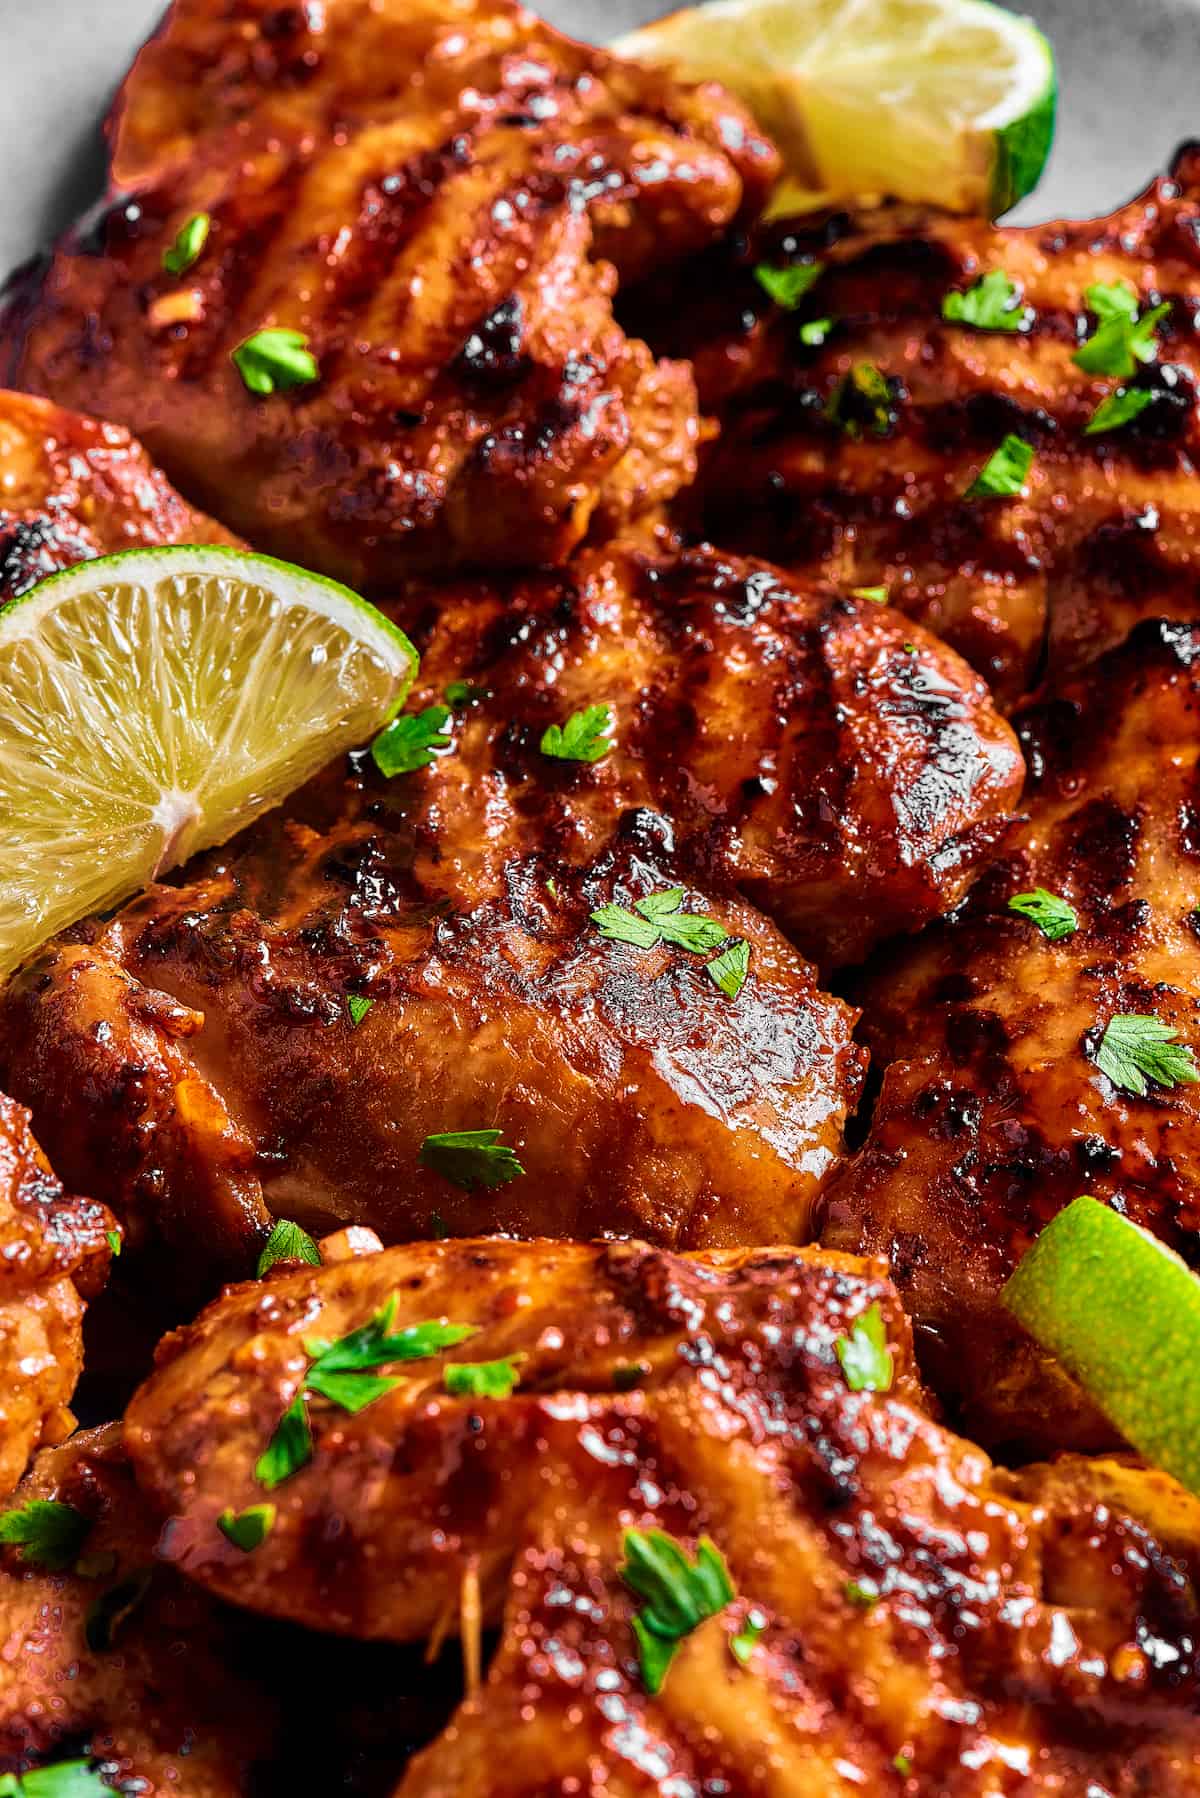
[256,1218,321,1278]
[162,211,210,277]
[844,1577,881,1608]
[444,1356,522,1398]
[347,994,373,1027]
[591,888,729,954]
[1084,385,1155,436]
[1007,888,1078,942]
[445,679,488,709]
[540,703,614,763]
[218,1504,276,1552]
[964,433,1034,499]
[0,1760,113,1796]
[753,261,823,310]
[729,1606,766,1666]
[232,328,319,395]
[826,362,895,438]
[834,1301,894,1393]
[705,939,750,999]
[800,317,834,346]
[619,1527,735,1694]
[105,1229,121,1258]
[371,703,452,776]
[256,1298,477,1488]
[0,1499,91,1570]
[851,584,887,604]
[1093,1013,1200,1097]
[941,270,1027,333]
[419,1128,525,1192]
[1073,281,1168,378]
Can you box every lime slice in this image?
[0,546,416,979]
[613,0,1056,217]
[1002,1197,1200,1496]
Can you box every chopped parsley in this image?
[105,1229,121,1258]
[85,1569,152,1652]
[0,1499,91,1570]
[799,316,834,346]
[162,211,210,277]
[218,1503,275,1553]
[941,270,1027,333]
[419,1128,525,1192]
[443,1355,522,1398]
[753,260,823,310]
[232,327,319,395]
[347,994,373,1027]
[444,679,487,709]
[1007,888,1078,942]
[371,703,452,776]
[619,1527,735,1694]
[0,1761,114,1796]
[826,362,896,438]
[1073,281,1168,378]
[1084,385,1155,436]
[1093,1013,1200,1097]
[894,1755,913,1777]
[540,702,614,764]
[844,1577,881,1608]
[256,1217,321,1278]
[851,584,887,604]
[256,1298,477,1487]
[964,433,1034,499]
[592,888,728,954]
[705,938,750,999]
[729,1606,767,1666]
[834,1301,894,1393]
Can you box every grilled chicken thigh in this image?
[123,1235,1200,1795]
[823,618,1200,1452]
[0,0,776,584]
[642,145,1200,703]
[0,388,233,600]
[0,1093,112,1495]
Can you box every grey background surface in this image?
[0,0,1198,282]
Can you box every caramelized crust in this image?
[0,1093,112,1494]
[822,619,1200,1452]
[0,0,777,584]
[122,1236,1200,1795]
[645,145,1200,703]
[0,388,233,601]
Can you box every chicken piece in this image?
[822,617,1200,1453]
[640,144,1200,704]
[122,1236,1200,1795]
[398,542,1023,971]
[0,388,234,600]
[0,0,777,586]
[0,812,864,1303]
[0,1424,279,1793]
[0,1093,112,1495]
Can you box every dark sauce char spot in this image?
[0,516,94,599]
[454,295,528,389]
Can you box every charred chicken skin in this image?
[0,1092,112,1496]
[0,0,778,585]
[823,618,1200,1454]
[122,1235,1200,1795]
[644,144,1200,704]
[0,388,234,601]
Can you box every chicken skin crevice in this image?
[0,0,779,584]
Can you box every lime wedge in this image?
[0,546,416,978]
[614,0,1056,217]
[1002,1197,1200,1496]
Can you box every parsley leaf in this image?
[1093,1013,1200,1097]
[592,889,729,955]
[706,939,750,999]
[232,327,319,395]
[218,1503,275,1553]
[1007,888,1078,942]
[256,1393,312,1489]
[0,1760,114,1796]
[445,679,488,709]
[0,1499,91,1570]
[753,261,823,310]
[256,1217,321,1278]
[851,584,887,604]
[799,316,834,347]
[162,211,210,277]
[347,994,373,1027]
[826,362,896,438]
[964,433,1034,499]
[540,703,614,764]
[894,1755,913,1777]
[371,704,452,777]
[1074,282,1169,378]
[835,1301,894,1392]
[844,1577,881,1608]
[941,270,1027,333]
[419,1128,525,1191]
[444,1355,523,1398]
[729,1606,766,1666]
[620,1527,735,1693]
[105,1229,121,1258]
[1084,385,1155,436]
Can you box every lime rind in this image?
[1002,1196,1200,1496]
